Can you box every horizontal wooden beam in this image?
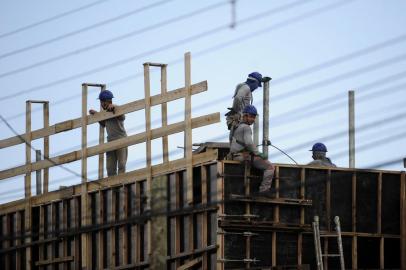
[0,150,218,214]
[0,81,207,149]
[0,112,219,181]
[35,256,74,266]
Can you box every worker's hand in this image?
[106,104,116,113]
[89,109,97,115]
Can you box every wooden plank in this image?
[175,172,181,268]
[401,172,406,270]
[74,197,80,270]
[43,102,49,193]
[0,150,218,214]
[0,81,208,149]
[15,211,21,270]
[201,166,208,270]
[98,84,106,180]
[143,63,153,261]
[25,201,32,270]
[150,175,168,269]
[184,52,194,258]
[0,113,220,180]
[352,172,357,270]
[81,84,87,184]
[377,172,382,233]
[272,166,279,267]
[110,189,116,268]
[299,168,305,266]
[35,256,74,266]
[98,191,105,269]
[122,186,129,265]
[25,101,31,198]
[62,200,68,270]
[380,237,384,270]
[39,205,44,268]
[161,65,169,163]
[216,162,224,270]
[177,257,201,270]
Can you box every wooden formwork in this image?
[218,160,406,270]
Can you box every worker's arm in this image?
[243,125,260,155]
[89,109,106,126]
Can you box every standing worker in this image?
[229,105,275,195]
[307,143,336,167]
[225,72,265,142]
[89,90,128,176]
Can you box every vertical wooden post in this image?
[43,102,49,193]
[201,166,208,269]
[98,85,106,179]
[143,63,153,260]
[377,172,384,269]
[298,168,306,266]
[324,170,332,269]
[175,173,181,268]
[348,90,355,168]
[25,201,32,270]
[110,190,116,268]
[25,101,31,198]
[122,186,129,265]
[161,65,169,163]
[35,150,42,195]
[15,212,22,270]
[352,172,357,269]
[184,52,194,254]
[400,172,406,270]
[81,84,90,269]
[272,166,280,267]
[150,175,168,269]
[98,190,105,269]
[216,162,224,270]
[62,200,68,270]
[244,161,251,269]
[82,84,88,183]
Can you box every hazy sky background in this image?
[1,0,405,203]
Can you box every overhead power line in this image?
[0,0,175,60]
[0,0,347,101]
[0,0,109,39]
[0,0,225,78]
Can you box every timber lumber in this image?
[0,81,207,149]
[0,150,218,214]
[0,112,219,180]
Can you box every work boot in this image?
[256,189,276,198]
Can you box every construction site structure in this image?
[0,53,405,269]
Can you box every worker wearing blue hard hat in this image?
[229,105,275,196]
[308,143,336,167]
[89,90,128,176]
[226,71,268,143]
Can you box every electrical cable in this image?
[0,0,110,39]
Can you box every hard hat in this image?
[310,142,328,152]
[247,72,263,87]
[98,90,114,101]
[242,105,258,116]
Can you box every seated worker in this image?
[229,105,275,195]
[308,143,336,167]
[89,90,128,176]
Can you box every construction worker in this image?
[225,72,264,142]
[308,143,336,167]
[230,105,275,195]
[89,90,128,176]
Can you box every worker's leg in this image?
[117,147,128,174]
[252,156,275,192]
[106,150,117,176]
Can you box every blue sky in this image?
[0,0,405,203]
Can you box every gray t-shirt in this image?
[231,83,252,116]
[230,122,259,155]
[100,114,127,142]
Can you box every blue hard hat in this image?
[247,72,263,87]
[242,105,258,116]
[310,142,327,152]
[98,90,114,101]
